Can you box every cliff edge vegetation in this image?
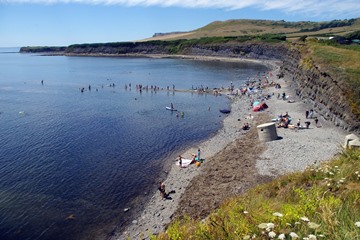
[152,148,360,240]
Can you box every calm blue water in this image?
[0,48,268,240]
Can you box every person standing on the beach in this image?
[197,148,201,161]
[158,181,166,199]
[178,155,182,167]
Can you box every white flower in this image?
[308,222,321,229]
[268,223,275,228]
[308,234,317,240]
[300,216,310,222]
[243,211,249,214]
[355,221,360,227]
[295,222,301,225]
[278,233,285,239]
[273,212,283,217]
[289,232,299,239]
[243,235,250,240]
[355,171,359,175]
[258,223,268,229]
[268,231,276,238]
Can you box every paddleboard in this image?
[166,107,177,111]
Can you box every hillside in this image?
[144,18,360,41]
[155,148,360,240]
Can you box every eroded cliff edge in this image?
[20,41,359,132]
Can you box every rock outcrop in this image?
[279,44,359,132]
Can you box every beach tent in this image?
[260,102,268,109]
[253,101,260,106]
[253,105,262,112]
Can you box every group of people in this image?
[276,112,292,128]
[276,111,319,129]
[159,148,201,200]
[177,148,201,168]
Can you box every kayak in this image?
[166,107,177,111]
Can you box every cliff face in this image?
[279,44,359,132]
[20,41,359,132]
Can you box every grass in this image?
[152,148,360,240]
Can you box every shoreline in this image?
[113,59,276,239]
[114,57,348,239]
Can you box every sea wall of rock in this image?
[279,44,359,132]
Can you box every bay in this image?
[0,48,268,239]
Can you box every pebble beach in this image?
[115,57,348,240]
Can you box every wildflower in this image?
[267,223,275,229]
[273,212,283,217]
[243,211,249,214]
[329,172,334,175]
[308,234,317,240]
[289,232,299,239]
[355,221,360,227]
[300,216,310,222]
[318,235,325,238]
[355,171,359,175]
[258,223,268,229]
[278,233,285,239]
[286,223,292,227]
[268,231,276,238]
[243,235,250,240]
[327,183,331,187]
[308,222,320,229]
[295,222,301,225]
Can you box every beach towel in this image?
[176,159,193,168]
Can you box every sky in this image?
[0,0,359,47]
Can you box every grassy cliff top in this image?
[144,18,360,41]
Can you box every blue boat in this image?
[219,109,231,114]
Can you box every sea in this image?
[0,47,269,240]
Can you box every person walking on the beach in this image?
[178,155,183,168]
[314,117,319,126]
[158,181,166,199]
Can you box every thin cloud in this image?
[1,0,359,18]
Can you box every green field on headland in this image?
[153,148,360,240]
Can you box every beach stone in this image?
[132,220,138,224]
[123,208,130,212]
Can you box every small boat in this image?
[166,107,177,111]
[219,109,231,114]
